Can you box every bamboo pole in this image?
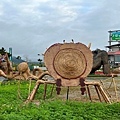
[94,85,102,102]
[26,81,40,101]
[85,81,111,103]
[43,83,47,100]
[50,84,55,97]
[86,85,92,102]
[25,80,56,103]
[112,76,118,101]
[97,85,111,103]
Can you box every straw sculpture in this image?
[44,42,93,94]
[0,53,12,75]
[13,62,49,80]
[0,61,49,80]
[25,41,111,103]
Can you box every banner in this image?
[111,31,120,41]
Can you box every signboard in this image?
[111,31,120,41]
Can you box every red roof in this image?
[108,51,115,55]
[114,50,120,55]
[108,50,120,55]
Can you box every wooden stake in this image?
[86,85,92,102]
[112,76,118,101]
[66,87,70,100]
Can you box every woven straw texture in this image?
[53,48,86,79]
[44,42,93,85]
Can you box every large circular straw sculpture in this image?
[54,48,86,79]
[44,42,93,87]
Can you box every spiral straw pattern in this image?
[53,48,87,79]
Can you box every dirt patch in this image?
[53,77,120,103]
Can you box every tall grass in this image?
[0,80,120,120]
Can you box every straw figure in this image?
[44,42,93,94]
[0,69,7,78]
[0,61,50,80]
[33,68,44,77]
[91,49,110,74]
[0,53,13,80]
[12,62,49,80]
[25,42,111,103]
[112,66,120,74]
[0,53,13,75]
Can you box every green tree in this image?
[38,58,42,67]
[0,47,11,58]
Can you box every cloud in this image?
[0,0,120,61]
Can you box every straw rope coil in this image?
[53,48,87,79]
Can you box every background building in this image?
[106,30,120,67]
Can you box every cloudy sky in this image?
[0,0,120,61]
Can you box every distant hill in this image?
[11,56,44,66]
[12,56,25,64]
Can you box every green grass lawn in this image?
[0,80,120,120]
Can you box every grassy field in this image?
[0,80,120,120]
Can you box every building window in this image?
[115,55,120,63]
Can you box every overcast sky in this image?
[0,0,120,61]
